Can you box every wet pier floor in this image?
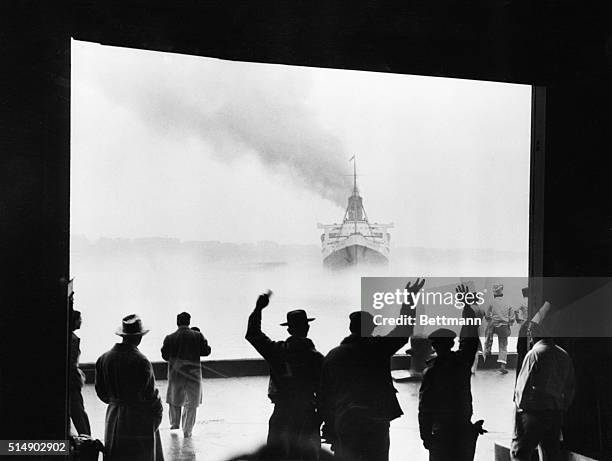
[80,369,515,461]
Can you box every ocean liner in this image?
[318,158,393,269]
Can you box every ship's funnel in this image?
[346,194,365,222]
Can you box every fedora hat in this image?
[280,309,315,327]
[115,314,150,336]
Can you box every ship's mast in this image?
[343,156,369,230]
[352,156,357,234]
[353,155,357,196]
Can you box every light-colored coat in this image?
[95,343,164,461]
[161,326,211,407]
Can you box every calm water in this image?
[71,238,526,363]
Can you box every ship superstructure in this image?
[318,158,393,268]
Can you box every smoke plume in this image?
[89,48,351,207]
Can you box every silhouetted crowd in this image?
[69,279,575,461]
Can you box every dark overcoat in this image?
[95,343,164,461]
[319,333,406,426]
[417,306,480,451]
[246,308,324,461]
[161,326,211,407]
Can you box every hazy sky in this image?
[71,40,531,251]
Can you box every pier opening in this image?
[71,39,532,364]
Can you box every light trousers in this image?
[169,404,197,436]
[485,324,511,364]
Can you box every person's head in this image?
[521,287,529,299]
[528,322,553,344]
[280,310,315,338]
[493,283,504,297]
[428,328,456,357]
[177,312,191,327]
[349,311,375,337]
[124,334,143,346]
[115,314,149,346]
[70,310,82,331]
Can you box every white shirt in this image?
[514,339,575,412]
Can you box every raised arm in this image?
[456,284,480,365]
[245,293,276,360]
[376,278,425,356]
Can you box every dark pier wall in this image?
[2,1,612,459]
[77,354,517,385]
[0,1,71,443]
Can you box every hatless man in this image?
[245,292,324,460]
[511,321,575,461]
[95,314,164,461]
[418,284,482,461]
[161,312,211,438]
[319,278,425,461]
[69,309,91,436]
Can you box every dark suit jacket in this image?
[418,306,479,441]
[246,308,323,404]
[319,332,407,433]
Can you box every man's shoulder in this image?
[524,342,551,365]
[551,345,572,365]
[324,339,363,362]
[167,327,195,339]
[163,330,177,340]
[96,351,108,364]
[532,340,559,353]
[96,347,119,365]
[324,343,348,361]
[307,346,325,362]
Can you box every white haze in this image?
[71,40,531,251]
[71,41,531,361]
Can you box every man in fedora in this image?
[245,292,324,460]
[95,314,164,461]
[318,278,425,461]
[418,285,482,461]
[161,311,211,438]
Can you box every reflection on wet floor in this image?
[80,371,516,461]
[167,432,196,461]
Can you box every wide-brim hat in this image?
[280,309,315,327]
[115,314,150,336]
